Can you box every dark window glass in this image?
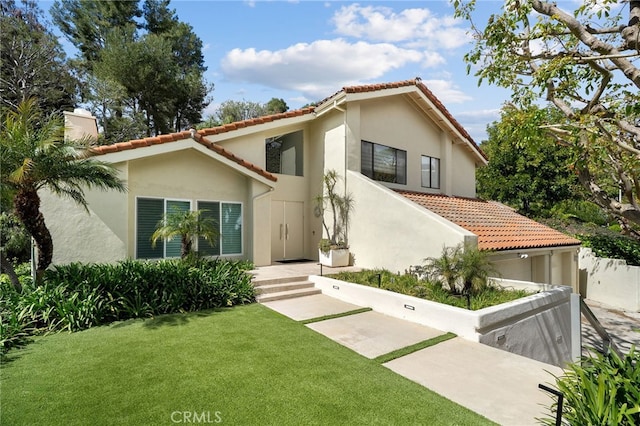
[361,140,406,184]
[136,198,164,259]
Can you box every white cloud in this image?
[456,108,501,121]
[331,4,471,49]
[454,109,502,142]
[221,38,423,100]
[422,51,446,68]
[422,79,472,104]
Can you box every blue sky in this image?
[44,1,515,142]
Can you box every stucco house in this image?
[46,79,580,288]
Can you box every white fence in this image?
[579,247,640,312]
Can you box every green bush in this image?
[1,258,255,354]
[0,279,34,353]
[329,269,530,310]
[550,200,610,226]
[540,347,640,425]
[578,234,640,266]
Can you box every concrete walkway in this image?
[582,299,640,356]
[263,292,563,426]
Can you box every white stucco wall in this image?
[346,171,477,272]
[451,144,477,198]
[338,96,480,198]
[491,257,533,282]
[40,148,263,265]
[40,185,128,265]
[579,247,640,312]
[126,149,251,259]
[477,291,572,367]
[250,180,273,267]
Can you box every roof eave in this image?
[93,138,277,186]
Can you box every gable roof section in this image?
[91,130,279,182]
[317,78,488,162]
[397,190,581,251]
[89,79,483,181]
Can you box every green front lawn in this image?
[1,304,494,425]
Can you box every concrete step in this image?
[252,275,309,287]
[255,281,315,295]
[256,286,322,303]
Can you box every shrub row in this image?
[1,258,255,354]
[578,234,640,266]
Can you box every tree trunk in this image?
[0,251,22,293]
[14,187,53,281]
[181,236,192,259]
[622,1,640,49]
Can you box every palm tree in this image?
[0,99,126,284]
[423,245,463,293]
[151,209,219,259]
[423,244,495,296]
[457,246,496,295]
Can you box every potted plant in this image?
[315,170,354,267]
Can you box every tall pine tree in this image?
[51,0,211,142]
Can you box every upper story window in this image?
[361,140,406,184]
[266,130,303,176]
[421,155,440,189]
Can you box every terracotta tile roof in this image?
[397,190,581,251]
[91,130,278,182]
[90,108,320,182]
[197,107,316,137]
[88,79,484,182]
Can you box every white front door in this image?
[271,201,304,261]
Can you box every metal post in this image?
[570,293,582,362]
[538,384,563,426]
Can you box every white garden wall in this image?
[311,275,575,366]
[579,247,640,312]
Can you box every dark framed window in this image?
[421,156,440,189]
[197,201,243,256]
[361,140,406,184]
[136,198,190,259]
[266,130,303,176]
[136,198,243,259]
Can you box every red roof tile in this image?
[397,191,581,251]
[88,79,484,184]
[91,131,278,182]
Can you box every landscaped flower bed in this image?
[328,269,531,310]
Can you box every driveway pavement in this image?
[582,299,640,356]
[263,294,562,426]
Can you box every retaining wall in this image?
[579,247,640,312]
[311,275,575,366]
